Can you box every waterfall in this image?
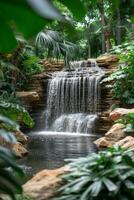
[45,60,104,133]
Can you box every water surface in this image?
[19,131,98,180]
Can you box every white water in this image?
[45,60,104,134]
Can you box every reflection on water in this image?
[18,131,98,180]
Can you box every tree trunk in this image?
[116,8,121,45]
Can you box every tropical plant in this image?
[0,0,86,53]
[0,115,24,200]
[0,100,34,128]
[116,113,134,133]
[102,51,134,105]
[109,41,134,54]
[54,147,134,200]
[36,30,79,65]
[0,146,24,200]
[16,195,33,200]
[22,54,43,76]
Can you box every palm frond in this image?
[35,30,79,65]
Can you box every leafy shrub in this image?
[0,101,34,128]
[109,41,134,55]
[0,115,24,200]
[22,54,43,76]
[0,146,24,200]
[55,147,134,200]
[102,51,134,105]
[116,113,134,133]
[16,195,33,200]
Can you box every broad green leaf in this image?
[27,0,63,20]
[0,129,17,143]
[103,178,117,192]
[123,155,134,167]
[0,17,17,52]
[0,115,19,131]
[80,181,102,199]
[0,1,49,39]
[58,0,86,20]
[124,180,134,189]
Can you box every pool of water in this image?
[18,131,98,180]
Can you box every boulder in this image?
[23,166,69,200]
[94,137,114,148]
[105,123,125,141]
[97,55,119,66]
[115,136,134,149]
[17,91,40,105]
[109,108,134,121]
[13,130,28,144]
[94,123,125,148]
[12,143,28,158]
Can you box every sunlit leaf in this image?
[58,0,86,20]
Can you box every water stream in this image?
[19,60,104,179]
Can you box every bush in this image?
[0,101,34,128]
[116,113,134,134]
[22,54,43,76]
[55,147,134,200]
[102,51,134,105]
[0,116,24,200]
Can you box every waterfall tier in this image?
[51,114,98,134]
[45,60,104,133]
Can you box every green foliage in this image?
[22,54,43,76]
[102,51,134,105]
[0,116,24,200]
[0,114,19,132]
[0,0,86,53]
[0,146,24,200]
[55,147,134,200]
[0,101,34,128]
[16,195,33,200]
[36,30,79,64]
[109,41,134,54]
[116,113,134,133]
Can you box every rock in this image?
[23,166,69,200]
[109,108,134,121]
[94,137,114,148]
[105,123,125,141]
[17,91,40,105]
[13,130,28,144]
[115,136,134,149]
[0,135,28,158]
[94,123,125,148]
[97,55,119,66]
[12,143,28,158]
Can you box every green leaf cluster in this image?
[116,113,134,134]
[54,147,134,200]
[22,54,43,76]
[36,30,79,65]
[102,51,134,105]
[0,115,24,200]
[0,0,86,53]
[0,101,34,128]
[109,41,134,55]
[0,146,24,200]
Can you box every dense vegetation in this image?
[102,47,134,105]
[0,0,134,199]
[54,147,134,200]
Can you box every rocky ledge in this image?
[23,166,69,200]
[0,130,28,158]
[94,108,134,149]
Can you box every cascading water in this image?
[19,59,105,178]
[45,59,104,133]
